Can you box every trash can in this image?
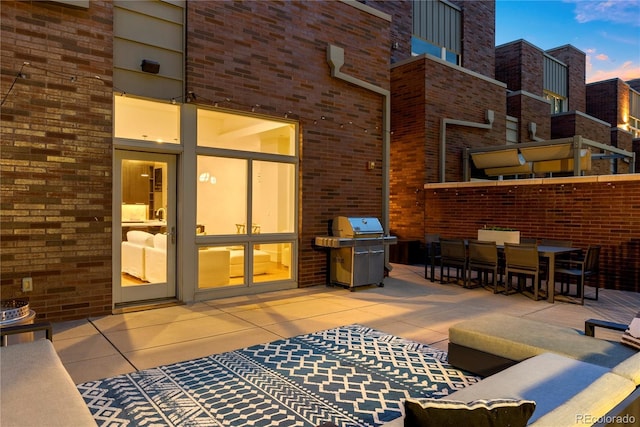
[1,300,35,346]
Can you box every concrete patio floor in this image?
[50,263,639,384]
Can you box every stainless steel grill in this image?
[315,217,397,290]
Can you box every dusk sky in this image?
[496,0,640,83]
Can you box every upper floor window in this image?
[412,0,461,65]
[411,36,460,65]
[629,116,640,138]
[544,91,566,114]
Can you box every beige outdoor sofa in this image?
[383,313,639,426]
[438,313,640,426]
[0,323,96,427]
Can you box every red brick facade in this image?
[587,79,628,128]
[390,57,507,240]
[496,40,544,95]
[507,92,551,142]
[185,1,391,289]
[453,0,496,78]
[1,1,114,320]
[424,178,640,292]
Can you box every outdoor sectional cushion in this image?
[1,339,96,427]
[447,352,635,426]
[621,311,640,350]
[404,398,535,427]
[611,351,640,385]
[449,313,636,368]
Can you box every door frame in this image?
[113,149,178,307]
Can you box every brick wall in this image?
[390,56,507,240]
[367,0,412,64]
[453,0,496,78]
[546,45,586,112]
[586,79,620,125]
[496,40,543,95]
[551,112,610,141]
[1,1,113,320]
[507,92,551,141]
[424,177,640,292]
[186,1,391,288]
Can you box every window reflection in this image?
[196,157,247,235]
[252,161,295,234]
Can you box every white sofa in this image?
[121,230,154,280]
[122,232,271,285]
[145,233,168,283]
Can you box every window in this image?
[629,116,640,138]
[195,108,297,288]
[544,91,566,114]
[196,157,248,235]
[411,36,460,65]
[114,96,180,143]
[412,0,461,65]
[197,109,295,155]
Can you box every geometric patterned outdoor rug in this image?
[77,324,480,426]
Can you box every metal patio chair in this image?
[554,246,601,305]
[466,240,500,292]
[424,234,441,282]
[439,238,467,286]
[504,243,544,300]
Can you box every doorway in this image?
[113,150,177,305]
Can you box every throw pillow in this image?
[404,398,536,427]
[621,311,640,350]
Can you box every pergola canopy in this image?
[464,136,635,181]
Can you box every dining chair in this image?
[554,246,601,305]
[439,238,467,286]
[504,243,543,300]
[424,234,441,282]
[466,240,500,292]
[520,237,538,244]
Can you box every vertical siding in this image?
[113,0,184,100]
[413,0,461,54]
[543,54,567,97]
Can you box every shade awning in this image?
[532,149,591,173]
[471,149,525,169]
[519,143,573,162]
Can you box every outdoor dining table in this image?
[428,240,581,303]
[535,245,582,303]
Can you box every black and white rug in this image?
[78,324,479,426]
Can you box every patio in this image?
[49,263,640,385]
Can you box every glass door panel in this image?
[115,150,177,304]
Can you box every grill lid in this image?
[332,216,383,238]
